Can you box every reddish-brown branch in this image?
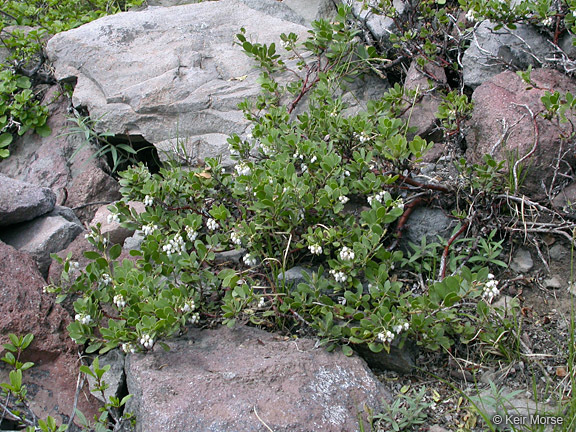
[388,196,429,250]
[438,221,469,280]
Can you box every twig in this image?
[510,103,540,193]
[253,406,274,432]
[439,222,469,280]
[67,365,87,430]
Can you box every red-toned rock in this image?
[125,325,391,432]
[465,69,576,200]
[0,240,101,424]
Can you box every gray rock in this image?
[277,266,314,289]
[0,214,84,276]
[354,339,418,374]
[46,205,83,226]
[463,21,553,88]
[401,207,454,250]
[543,276,563,289]
[46,0,312,165]
[549,243,569,261]
[344,0,406,48]
[0,174,56,227]
[510,248,533,273]
[238,0,306,25]
[214,248,246,265]
[87,350,126,403]
[123,230,146,251]
[283,0,337,25]
[124,325,390,432]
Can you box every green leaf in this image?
[109,243,122,260]
[0,132,13,148]
[35,123,51,137]
[83,251,102,260]
[341,345,353,356]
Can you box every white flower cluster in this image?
[301,163,308,173]
[121,343,136,354]
[142,223,158,236]
[377,330,395,344]
[367,191,389,206]
[75,313,92,325]
[293,151,304,160]
[235,162,252,176]
[465,9,476,22]
[243,253,258,267]
[230,231,242,246]
[343,170,350,177]
[101,273,113,286]
[107,212,120,224]
[162,233,185,256]
[188,312,200,324]
[113,294,126,309]
[260,142,274,156]
[353,131,370,143]
[482,274,500,303]
[140,334,154,349]
[257,297,266,308]
[338,195,349,204]
[339,246,355,261]
[541,16,553,27]
[310,155,317,164]
[182,299,196,313]
[143,195,154,206]
[393,322,410,335]
[185,225,198,241]
[329,269,347,283]
[206,218,218,231]
[308,244,323,255]
[280,39,290,49]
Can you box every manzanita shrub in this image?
[49,6,513,357]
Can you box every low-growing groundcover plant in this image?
[34,1,576,431]
[47,6,515,361]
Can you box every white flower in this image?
[330,111,338,118]
[338,195,349,204]
[142,223,158,236]
[182,299,196,313]
[185,226,198,241]
[257,297,266,308]
[143,195,154,207]
[280,39,290,49]
[230,231,242,246]
[368,191,389,206]
[301,163,308,173]
[293,152,304,160]
[107,213,120,224]
[482,278,500,303]
[235,162,252,176]
[377,330,395,344]
[206,218,218,231]
[310,155,317,164]
[395,198,405,210]
[75,313,92,325]
[329,269,347,283]
[339,246,355,261]
[140,334,154,349]
[260,143,274,156]
[343,170,350,177]
[162,233,185,256]
[308,244,323,255]
[189,312,200,324]
[101,273,112,286]
[465,9,477,22]
[354,132,370,143]
[113,294,126,309]
[243,253,258,267]
[121,343,136,354]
